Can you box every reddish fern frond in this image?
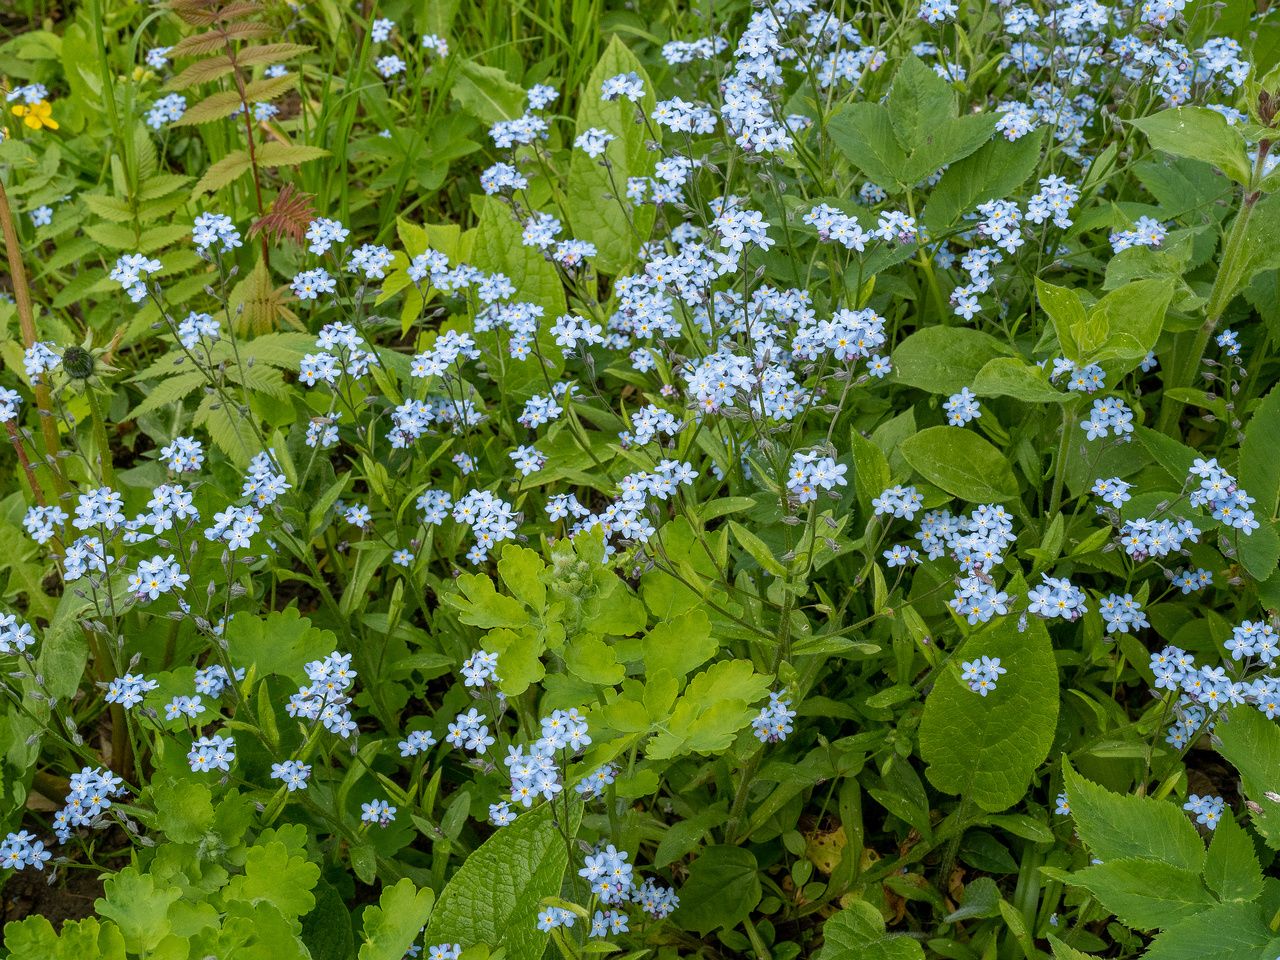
[248,184,318,246]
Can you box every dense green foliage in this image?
[1,0,1280,957]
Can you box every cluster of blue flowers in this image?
[751,692,797,742]
[1183,794,1225,830]
[1,829,51,871]
[961,656,1007,696]
[51,766,127,843]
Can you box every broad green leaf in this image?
[254,142,330,167]
[891,326,1014,395]
[301,877,356,960]
[1240,192,1280,289]
[223,841,321,921]
[850,428,891,510]
[1132,156,1233,225]
[1035,278,1088,362]
[653,802,729,868]
[1087,278,1173,370]
[729,519,787,577]
[1204,811,1264,902]
[4,915,127,960]
[647,660,771,758]
[1070,858,1215,929]
[1238,385,1280,580]
[643,607,718,681]
[887,56,956,155]
[923,127,1047,232]
[1214,706,1280,849]
[1063,761,1206,871]
[972,357,1066,404]
[1047,934,1095,960]
[827,103,907,191]
[1142,901,1280,960]
[450,60,526,125]
[919,581,1058,811]
[814,899,925,960]
[566,634,625,685]
[445,573,531,629]
[670,846,762,936]
[498,544,547,612]
[566,36,657,275]
[95,867,182,954]
[944,876,1002,921]
[225,607,339,686]
[358,879,436,960]
[425,801,579,960]
[153,780,215,844]
[899,426,1019,504]
[1129,107,1253,185]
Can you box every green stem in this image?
[85,387,118,490]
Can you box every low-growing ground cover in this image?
[1,0,1279,957]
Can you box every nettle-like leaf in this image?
[249,183,319,245]
[566,35,658,276]
[828,55,997,191]
[1129,106,1254,186]
[424,800,579,960]
[918,574,1059,812]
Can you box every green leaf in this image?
[566,634,625,685]
[176,74,297,125]
[254,142,330,167]
[153,779,214,843]
[971,357,1066,404]
[425,801,579,960]
[450,59,526,124]
[1063,761,1206,871]
[1047,934,1095,960]
[643,607,718,681]
[1087,278,1173,370]
[1238,385,1280,580]
[1129,107,1253,185]
[884,55,998,184]
[827,103,907,191]
[729,519,788,577]
[192,149,253,197]
[944,876,1002,921]
[498,545,547,612]
[445,573,531,629]
[850,428,891,510]
[670,846,762,936]
[918,581,1059,811]
[1035,278,1088,362]
[223,841,321,921]
[1240,192,1280,288]
[814,900,925,960]
[301,877,356,960]
[1142,902,1280,960]
[891,326,1014,396]
[95,867,182,954]
[1214,706,1280,849]
[225,607,339,686]
[566,36,657,275]
[1204,811,1264,902]
[648,660,771,759]
[653,802,729,868]
[357,879,436,960]
[470,196,567,338]
[923,127,1047,232]
[899,426,1019,504]
[1070,858,1214,929]
[4,916,127,960]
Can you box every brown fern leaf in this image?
[248,184,318,246]
[166,0,261,26]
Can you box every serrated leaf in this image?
[1070,857,1214,930]
[95,867,182,954]
[170,22,275,57]
[1129,107,1253,185]
[1203,811,1264,901]
[225,607,338,685]
[255,141,330,167]
[566,36,658,275]
[84,222,140,250]
[1063,760,1206,871]
[923,127,1047,232]
[919,577,1059,812]
[450,59,526,124]
[813,899,925,960]
[175,74,295,125]
[643,607,718,680]
[1142,902,1280,960]
[1214,706,1280,849]
[424,801,579,960]
[193,149,253,197]
[83,194,135,223]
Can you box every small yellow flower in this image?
[11,100,57,131]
